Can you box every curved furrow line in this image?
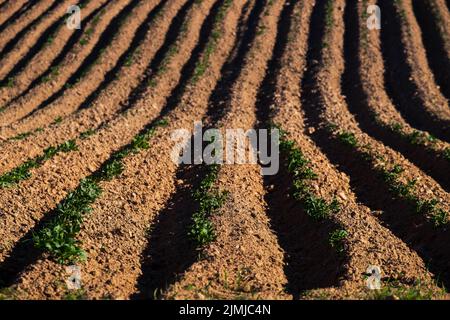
[0,0,53,52]
[0,0,28,27]
[16,0,248,299]
[163,0,290,300]
[256,0,437,299]
[0,0,64,69]
[378,0,450,142]
[0,0,133,126]
[0,0,219,295]
[0,0,193,174]
[0,0,34,34]
[342,0,449,191]
[301,0,450,290]
[0,0,109,107]
[0,0,166,139]
[411,0,450,102]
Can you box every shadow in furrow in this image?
[0,0,243,292]
[0,0,39,34]
[2,1,111,106]
[133,0,267,297]
[341,0,449,191]
[205,0,262,124]
[411,0,450,102]
[21,0,142,120]
[255,0,345,298]
[378,0,450,142]
[300,0,450,290]
[0,0,89,86]
[132,164,208,299]
[0,0,60,61]
[76,0,169,111]
[0,1,11,12]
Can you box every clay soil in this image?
[0,0,449,300]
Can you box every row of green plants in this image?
[147,4,195,87]
[329,125,449,227]
[191,0,232,83]
[0,125,98,188]
[79,5,106,46]
[0,1,194,187]
[33,119,169,264]
[46,0,91,47]
[186,0,237,246]
[277,127,348,254]
[0,139,78,188]
[117,3,166,75]
[385,119,450,163]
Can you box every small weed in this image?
[80,129,95,139]
[329,229,348,253]
[52,116,63,125]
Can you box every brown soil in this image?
[0,0,449,300]
[0,0,110,107]
[0,1,55,53]
[0,0,29,27]
[0,0,131,126]
[0,0,73,79]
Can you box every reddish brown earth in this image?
[0,0,449,300]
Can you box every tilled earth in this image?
[0,0,449,300]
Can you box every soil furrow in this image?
[255,0,438,299]
[0,0,219,296]
[378,0,450,142]
[165,0,290,300]
[0,0,28,27]
[0,0,190,174]
[0,0,64,75]
[256,0,347,298]
[0,0,36,35]
[0,0,165,139]
[1,0,252,300]
[411,0,450,101]
[0,0,109,107]
[0,0,53,52]
[300,0,450,291]
[0,0,134,126]
[342,0,450,191]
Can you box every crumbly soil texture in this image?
[0,0,449,300]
